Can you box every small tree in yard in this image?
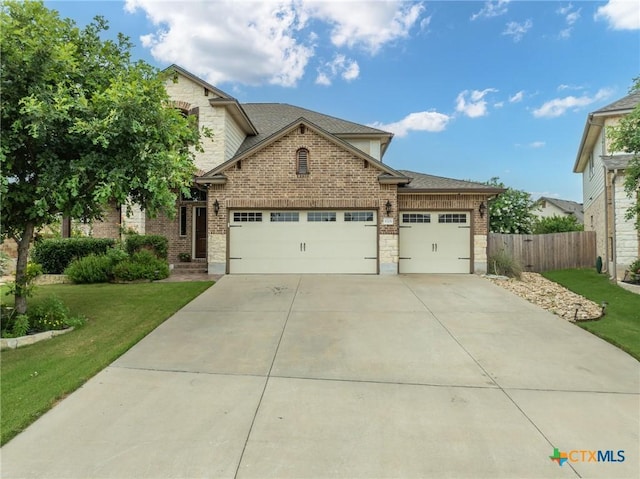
[1,1,204,314]
[608,77,640,228]
[485,178,537,234]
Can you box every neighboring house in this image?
[573,91,640,280]
[533,197,584,223]
[89,65,503,275]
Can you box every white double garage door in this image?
[229,210,471,274]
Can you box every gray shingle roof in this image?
[594,91,640,114]
[537,197,584,223]
[398,170,504,193]
[236,103,392,155]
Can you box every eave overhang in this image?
[195,174,227,185]
[208,98,258,136]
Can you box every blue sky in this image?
[45,0,639,202]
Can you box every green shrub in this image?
[105,246,129,264]
[125,235,168,260]
[64,254,113,284]
[10,315,30,337]
[30,295,70,331]
[487,249,522,279]
[1,311,30,339]
[532,215,584,234]
[112,250,170,282]
[32,238,116,273]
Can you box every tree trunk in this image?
[14,222,35,314]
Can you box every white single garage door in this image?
[399,212,471,273]
[229,210,377,274]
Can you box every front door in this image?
[195,207,207,259]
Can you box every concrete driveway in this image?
[2,275,638,478]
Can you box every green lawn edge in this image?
[1,281,214,446]
[542,269,640,361]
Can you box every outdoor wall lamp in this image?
[479,201,486,218]
[385,200,392,216]
[213,199,220,216]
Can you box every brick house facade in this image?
[92,65,503,275]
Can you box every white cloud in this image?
[515,141,546,148]
[509,91,524,103]
[471,0,510,21]
[502,19,532,42]
[315,54,360,86]
[124,0,425,87]
[532,88,613,118]
[595,0,640,30]
[370,111,451,137]
[558,84,584,91]
[455,88,498,118]
[556,4,581,38]
[296,1,425,54]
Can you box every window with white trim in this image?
[402,213,430,223]
[345,212,374,222]
[308,212,336,222]
[271,212,299,222]
[234,212,262,222]
[438,213,467,223]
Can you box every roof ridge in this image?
[241,102,392,135]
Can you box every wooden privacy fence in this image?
[488,231,597,273]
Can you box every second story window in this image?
[297,148,309,175]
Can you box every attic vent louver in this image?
[297,148,309,175]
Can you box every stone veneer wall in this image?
[613,176,639,279]
[584,190,608,271]
[163,74,225,172]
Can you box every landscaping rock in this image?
[486,272,603,321]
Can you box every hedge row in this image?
[124,235,168,259]
[32,238,116,274]
[32,235,168,274]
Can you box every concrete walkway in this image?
[2,275,638,478]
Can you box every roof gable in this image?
[163,64,234,100]
[199,118,407,182]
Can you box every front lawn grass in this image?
[0,281,213,446]
[542,269,640,361]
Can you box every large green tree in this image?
[608,77,640,228]
[485,178,536,234]
[1,1,202,313]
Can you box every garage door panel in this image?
[229,210,377,274]
[399,211,470,274]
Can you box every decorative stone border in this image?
[1,327,74,350]
[33,274,72,285]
